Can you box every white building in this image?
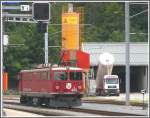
[82,42,148,92]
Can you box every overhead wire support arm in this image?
[2,13,32,17]
[129,2,148,5]
[48,46,61,48]
[2,6,20,10]
[130,9,148,19]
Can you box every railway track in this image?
[82,99,148,107]
[3,102,99,116]
[3,100,144,116]
[3,96,148,107]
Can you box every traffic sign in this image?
[3,35,9,46]
[20,5,30,11]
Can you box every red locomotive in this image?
[19,66,85,108]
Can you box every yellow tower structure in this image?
[62,12,80,50]
[62,4,84,50]
[61,4,89,95]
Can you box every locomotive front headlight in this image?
[77,82,82,90]
[55,85,60,90]
[78,85,82,90]
[55,83,60,90]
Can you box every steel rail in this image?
[3,100,144,116]
[3,102,99,116]
[3,96,148,106]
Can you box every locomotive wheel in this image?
[26,97,32,106]
[20,96,27,104]
[68,106,72,109]
[48,98,62,108]
[48,98,56,108]
[116,93,120,96]
[32,97,41,106]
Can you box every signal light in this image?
[32,2,50,21]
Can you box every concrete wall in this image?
[83,42,148,66]
[91,65,148,93]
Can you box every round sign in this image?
[99,52,114,65]
[66,83,72,89]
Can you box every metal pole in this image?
[125,2,130,106]
[143,93,145,109]
[44,2,51,64]
[44,23,48,64]
[68,3,73,12]
[1,3,4,116]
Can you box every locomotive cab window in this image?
[70,72,82,80]
[54,71,67,80]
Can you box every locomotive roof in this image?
[20,67,83,72]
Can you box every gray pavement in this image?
[81,93,149,116]
[83,93,149,104]
[76,103,149,116]
[3,108,45,117]
[3,93,149,116]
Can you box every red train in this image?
[19,66,85,108]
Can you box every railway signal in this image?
[32,2,50,21]
[32,2,50,64]
[3,35,9,46]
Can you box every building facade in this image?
[82,42,148,92]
